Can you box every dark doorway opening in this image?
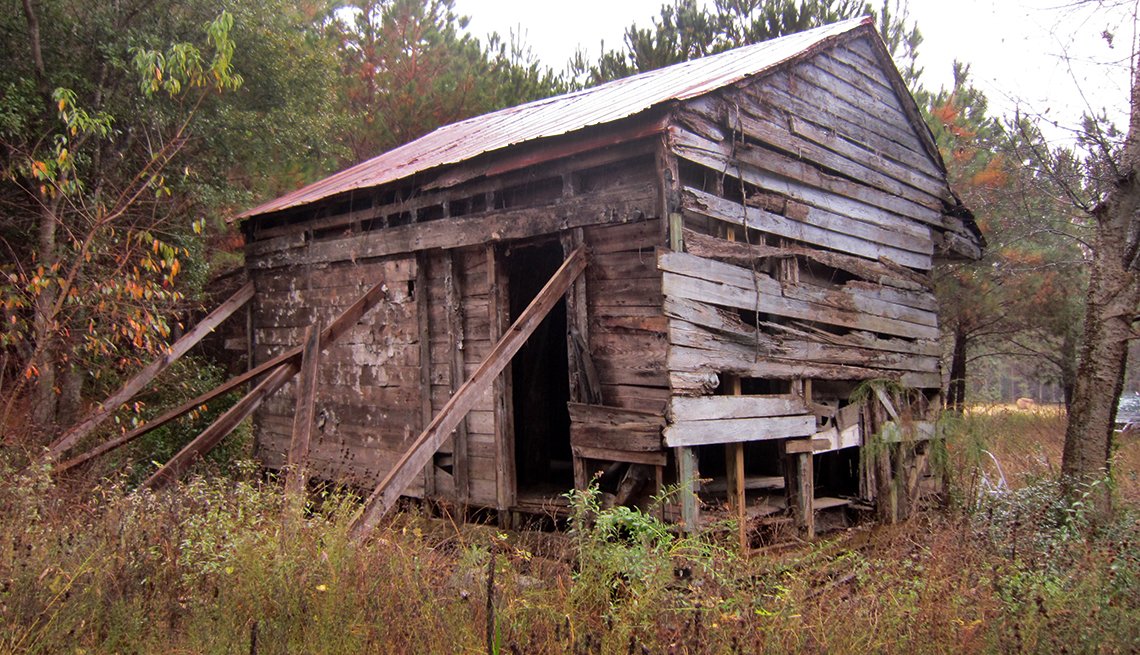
[507,239,573,497]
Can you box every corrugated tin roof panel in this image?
[238,17,872,220]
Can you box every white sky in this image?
[458,0,1135,147]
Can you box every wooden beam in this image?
[48,282,255,458]
[285,323,320,497]
[348,247,587,539]
[55,349,296,474]
[141,281,390,490]
[142,363,298,490]
[665,415,816,447]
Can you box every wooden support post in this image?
[49,282,255,458]
[488,245,515,521]
[285,322,320,498]
[724,376,746,551]
[562,229,593,488]
[782,439,815,539]
[141,281,390,490]
[677,447,699,532]
[445,252,469,503]
[348,247,587,539]
[416,253,435,497]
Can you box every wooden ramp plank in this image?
[348,247,587,539]
[48,282,255,458]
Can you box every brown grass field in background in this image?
[0,409,1137,654]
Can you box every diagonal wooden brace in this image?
[348,246,587,539]
[48,282,255,459]
[140,281,390,490]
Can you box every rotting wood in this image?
[660,250,939,340]
[671,121,939,242]
[142,281,391,490]
[681,187,932,270]
[445,251,470,503]
[681,229,930,291]
[782,438,815,538]
[573,445,667,467]
[249,184,657,270]
[348,247,587,539]
[488,245,515,517]
[567,402,665,453]
[48,282,255,458]
[285,322,320,497]
[724,374,747,552]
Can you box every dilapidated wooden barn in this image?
[233,17,982,538]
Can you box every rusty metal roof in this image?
[238,17,873,220]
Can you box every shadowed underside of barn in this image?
[236,17,983,539]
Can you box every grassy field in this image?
[1,410,1137,654]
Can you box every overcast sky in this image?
[458,0,1134,147]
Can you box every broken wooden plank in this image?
[348,247,587,539]
[681,229,931,292]
[784,438,832,454]
[49,281,255,458]
[659,250,938,340]
[681,187,932,270]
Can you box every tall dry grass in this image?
[0,409,1136,654]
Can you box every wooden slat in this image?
[567,402,664,452]
[682,229,931,293]
[416,253,435,496]
[660,251,939,340]
[445,251,470,502]
[669,395,808,421]
[664,414,816,447]
[348,247,587,538]
[681,187,932,270]
[49,282,255,458]
[671,121,939,241]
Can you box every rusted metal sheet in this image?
[237,18,872,220]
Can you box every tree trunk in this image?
[1060,327,1078,411]
[1061,63,1140,512]
[946,323,968,412]
[31,201,60,436]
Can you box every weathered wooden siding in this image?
[423,247,499,506]
[251,255,423,491]
[664,34,946,407]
